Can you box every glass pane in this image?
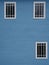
[37,44,41,57]
[7,5,11,16]
[12,5,15,16]
[6,3,15,17]
[35,3,44,17]
[35,4,39,17]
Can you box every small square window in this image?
[4,2,16,19]
[36,42,48,59]
[33,2,46,19]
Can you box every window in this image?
[36,42,48,59]
[4,2,16,19]
[33,2,46,19]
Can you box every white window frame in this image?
[33,1,46,19]
[4,2,16,19]
[35,42,48,59]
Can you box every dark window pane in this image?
[35,5,39,17]
[40,4,42,16]
[11,5,12,16]
[6,5,8,15]
[41,43,46,57]
[35,3,44,17]
[41,4,44,16]
[37,44,41,57]
[7,5,11,16]
[6,3,15,18]
[13,5,15,15]
[42,44,44,57]
[43,44,46,56]
[37,43,46,58]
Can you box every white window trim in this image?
[35,42,48,59]
[4,2,16,19]
[33,1,46,19]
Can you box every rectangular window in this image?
[36,42,47,59]
[33,2,46,19]
[4,2,16,19]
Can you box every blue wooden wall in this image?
[0,0,49,65]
